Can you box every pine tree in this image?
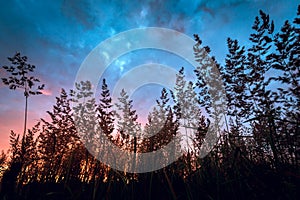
[144,89,169,149]
[115,89,141,150]
[71,80,100,183]
[115,89,141,173]
[142,88,180,174]
[246,10,275,113]
[193,34,227,156]
[271,11,300,117]
[97,79,114,141]
[218,38,250,157]
[144,88,172,151]
[222,38,248,120]
[38,89,79,183]
[246,10,281,168]
[172,67,207,154]
[94,79,115,185]
[269,6,300,167]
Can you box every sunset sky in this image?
[0,0,299,151]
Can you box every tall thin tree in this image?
[1,52,44,147]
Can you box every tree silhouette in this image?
[268,6,300,167]
[1,52,44,144]
[193,34,227,163]
[38,89,79,183]
[1,4,300,200]
[70,81,99,184]
[222,38,248,119]
[144,88,171,151]
[115,89,141,150]
[172,67,207,153]
[143,88,180,170]
[1,53,44,197]
[97,79,114,141]
[114,89,141,173]
[246,10,282,169]
[271,11,300,119]
[0,151,6,169]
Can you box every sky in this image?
[0,0,299,152]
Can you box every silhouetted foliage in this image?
[1,5,300,200]
[1,53,45,199]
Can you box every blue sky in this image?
[0,0,299,150]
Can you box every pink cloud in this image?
[42,89,52,96]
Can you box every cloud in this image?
[41,89,52,96]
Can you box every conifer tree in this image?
[246,10,281,168]
[142,88,180,174]
[114,89,141,173]
[218,38,250,154]
[172,67,207,153]
[94,79,115,184]
[115,89,141,151]
[193,34,226,156]
[269,6,300,167]
[271,11,300,116]
[97,79,114,141]
[144,88,172,151]
[222,38,248,120]
[38,89,79,182]
[71,81,100,183]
